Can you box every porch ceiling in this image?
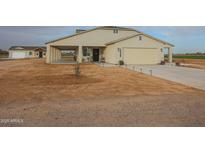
[83,46,106,48]
[53,46,78,50]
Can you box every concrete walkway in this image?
[126,65,205,91]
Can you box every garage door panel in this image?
[12,51,26,59]
[123,48,159,64]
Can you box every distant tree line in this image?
[173,52,205,56]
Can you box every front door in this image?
[39,51,43,58]
[93,49,99,62]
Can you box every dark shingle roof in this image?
[9,46,46,50]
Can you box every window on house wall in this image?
[83,48,91,56]
[113,29,118,34]
[118,48,122,57]
[139,35,142,40]
[83,48,87,56]
[87,49,91,56]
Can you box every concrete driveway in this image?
[127,65,205,91]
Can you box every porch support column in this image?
[46,45,50,64]
[56,49,58,60]
[168,47,173,63]
[51,46,55,64]
[53,48,55,62]
[54,48,57,62]
[50,46,53,64]
[57,48,61,60]
[77,46,83,63]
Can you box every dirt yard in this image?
[174,58,205,69]
[0,59,205,126]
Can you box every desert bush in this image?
[176,62,181,66]
[119,60,124,65]
[101,57,105,63]
[74,62,81,77]
[160,61,165,65]
[74,55,77,61]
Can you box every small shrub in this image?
[74,55,77,61]
[119,60,124,65]
[176,62,180,66]
[101,57,105,63]
[74,62,81,77]
[160,61,165,65]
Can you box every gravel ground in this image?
[174,58,205,69]
[0,59,205,126]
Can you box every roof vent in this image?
[76,29,86,33]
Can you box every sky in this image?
[0,26,205,53]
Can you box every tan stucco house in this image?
[45,26,174,64]
[9,46,46,59]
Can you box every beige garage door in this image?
[123,48,159,64]
[12,51,26,59]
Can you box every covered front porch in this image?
[46,45,105,64]
[163,46,173,63]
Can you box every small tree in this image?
[74,62,81,77]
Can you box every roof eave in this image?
[105,34,141,45]
[105,33,174,47]
[45,26,174,47]
[45,27,99,44]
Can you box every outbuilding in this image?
[9,46,46,59]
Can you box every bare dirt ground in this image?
[0,59,205,126]
[174,58,205,69]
